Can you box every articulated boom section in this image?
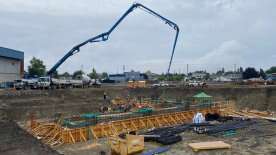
[47,3,179,75]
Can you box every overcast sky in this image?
[0,0,275,74]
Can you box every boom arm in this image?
[47,3,179,75]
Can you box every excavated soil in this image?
[1,87,276,121]
[0,119,60,155]
[1,86,276,155]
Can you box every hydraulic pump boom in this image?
[47,3,179,75]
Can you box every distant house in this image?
[212,71,242,82]
[125,71,144,81]
[223,72,243,81]
[145,72,159,81]
[190,71,208,80]
[267,73,276,82]
[0,47,24,83]
[109,74,125,82]
[214,76,232,82]
[109,71,147,82]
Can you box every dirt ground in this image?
[0,120,60,155]
[2,111,276,155]
[55,119,276,155]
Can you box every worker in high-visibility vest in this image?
[192,112,206,133]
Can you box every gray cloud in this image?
[195,40,247,72]
[0,0,275,74]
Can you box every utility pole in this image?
[186,64,189,75]
[81,64,84,72]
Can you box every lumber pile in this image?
[31,123,63,146]
[227,109,276,121]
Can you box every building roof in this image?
[109,74,125,77]
[193,92,212,98]
[0,47,24,60]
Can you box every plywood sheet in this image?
[188,141,231,152]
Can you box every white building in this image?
[190,72,208,80]
[109,74,125,82]
[109,71,146,82]
[223,72,243,81]
[125,71,145,81]
[0,47,24,83]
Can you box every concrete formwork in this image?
[30,105,225,146]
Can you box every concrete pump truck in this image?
[37,3,179,89]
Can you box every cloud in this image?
[0,0,275,74]
[0,0,126,16]
[194,40,247,72]
[196,40,245,65]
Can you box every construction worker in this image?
[192,112,206,133]
[103,92,107,100]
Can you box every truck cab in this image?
[14,80,28,90]
[37,76,51,89]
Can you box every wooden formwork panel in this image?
[31,124,89,145]
[61,127,89,144]
[91,107,220,139]
[30,106,222,145]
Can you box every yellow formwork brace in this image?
[30,105,223,145]
[91,107,220,138]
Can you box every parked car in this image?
[14,80,28,90]
[151,82,170,87]
[186,81,207,88]
[14,79,38,90]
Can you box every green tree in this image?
[204,73,210,80]
[28,57,46,77]
[60,72,71,78]
[266,66,276,74]
[88,68,98,79]
[101,72,108,79]
[157,73,184,81]
[260,69,266,79]
[158,73,166,81]
[169,73,183,81]
[216,69,224,76]
[72,70,84,79]
[238,67,243,73]
[242,67,259,79]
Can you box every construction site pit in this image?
[1,87,276,155]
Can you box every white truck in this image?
[14,79,38,90]
[151,81,170,87]
[89,79,102,88]
[186,81,207,88]
[37,76,89,89]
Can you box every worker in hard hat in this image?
[103,92,107,100]
[192,112,206,133]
